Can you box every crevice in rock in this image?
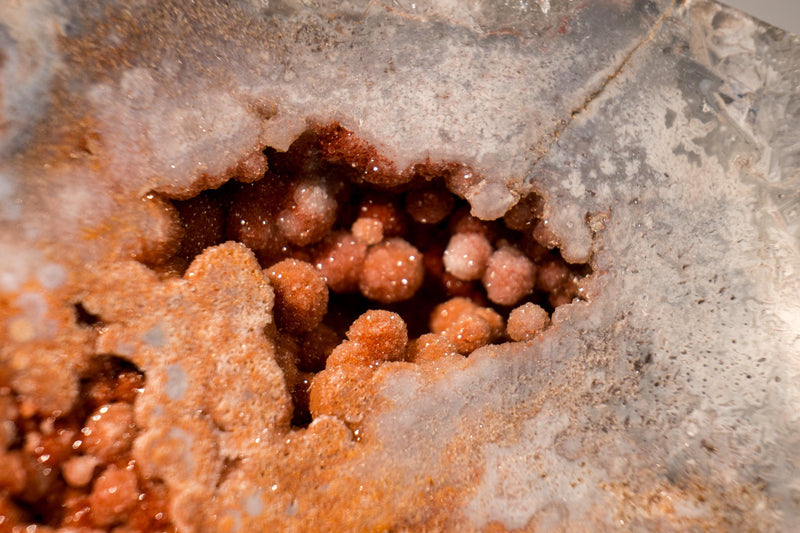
[528,0,680,168]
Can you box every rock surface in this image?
[1,0,799,530]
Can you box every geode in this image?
[1,0,799,531]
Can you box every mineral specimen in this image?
[1,0,799,531]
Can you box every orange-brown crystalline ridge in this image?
[87,243,290,530]
[0,124,591,531]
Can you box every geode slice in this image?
[1,0,799,531]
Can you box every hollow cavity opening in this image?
[145,123,591,428]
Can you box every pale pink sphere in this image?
[443,233,493,281]
[482,244,537,306]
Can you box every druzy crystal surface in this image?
[1,0,799,530]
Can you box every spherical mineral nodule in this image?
[443,313,493,354]
[352,217,384,246]
[89,465,139,527]
[443,233,492,281]
[407,333,458,363]
[226,178,285,263]
[62,455,101,488]
[482,244,537,306]
[326,310,409,366]
[405,186,454,224]
[503,193,543,231]
[346,310,408,361]
[448,207,497,240]
[267,259,329,334]
[81,402,136,462]
[359,238,424,303]
[277,179,338,246]
[429,297,504,353]
[313,231,367,293]
[429,297,503,338]
[358,194,408,238]
[507,302,550,342]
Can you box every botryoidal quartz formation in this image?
[2,0,800,531]
[1,121,590,531]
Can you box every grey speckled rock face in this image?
[1,0,798,530]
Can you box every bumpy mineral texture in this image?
[2,0,800,531]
